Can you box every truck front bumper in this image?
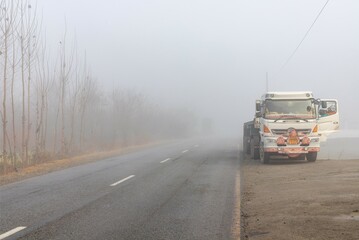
[264,147,320,154]
[262,136,320,155]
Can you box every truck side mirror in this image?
[321,101,327,108]
[313,98,320,105]
[255,100,261,112]
[319,109,328,117]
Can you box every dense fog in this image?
[1,0,359,170]
[34,0,359,131]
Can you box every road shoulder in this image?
[240,156,359,240]
[0,142,166,186]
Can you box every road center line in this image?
[0,227,27,240]
[182,150,188,153]
[160,158,171,163]
[110,175,135,187]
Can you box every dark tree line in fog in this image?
[0,0,197,173]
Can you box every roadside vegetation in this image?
[0,0,196,175]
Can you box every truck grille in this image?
[271,129,311,136]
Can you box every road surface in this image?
[0,139,240,240]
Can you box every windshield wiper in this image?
[295,117,309,122]
[273,115,288,122]
[273,115,309,122]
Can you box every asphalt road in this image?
[0,139,240,240]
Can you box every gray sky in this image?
[37,0,359,133]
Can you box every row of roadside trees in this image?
[0,0,197,174]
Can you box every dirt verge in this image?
[240,155,359,240]
[0,142,165,186]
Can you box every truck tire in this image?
[243,140,250,155]
[242,141,246,154]
[260,144,270,164]
[250,140,260,160]
[306,152,317,162]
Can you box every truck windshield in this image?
[264,99,316,120]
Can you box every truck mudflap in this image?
[264,147,320,154]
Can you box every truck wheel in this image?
[250,141,260,160]
[306,152,317,162]
[244,141,250,155]
[260,144,270,164]
[242,141,247,155]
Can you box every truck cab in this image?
[253,91,339,163]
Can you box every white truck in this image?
[243,91,339,163]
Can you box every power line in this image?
[277,0,330,74]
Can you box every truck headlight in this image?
[301,136,310,146]
[276,136,286,146]
[263,125,271,133]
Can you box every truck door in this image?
[318,99,339,133]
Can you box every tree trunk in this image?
[20,5,26,164]
[26,46,31,165]
[2,29,8,172]
[61,75,66,156]
[11,32,17,167]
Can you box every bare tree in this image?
[19,0,26,164]
[78,67,96,150]
[0,0,10,166]
[10,4,21,167]
[110,88,148,146]
[25,2,39,164]
[1,0,19,171]
[57,24,75,157]
[68,45,81,152]
[17,0,31,164]
[35,37,53,159]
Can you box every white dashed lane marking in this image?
[110,175,135,187]
[0,227,27,240]
[160,158,171,163]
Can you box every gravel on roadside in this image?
[240,155,359,240]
